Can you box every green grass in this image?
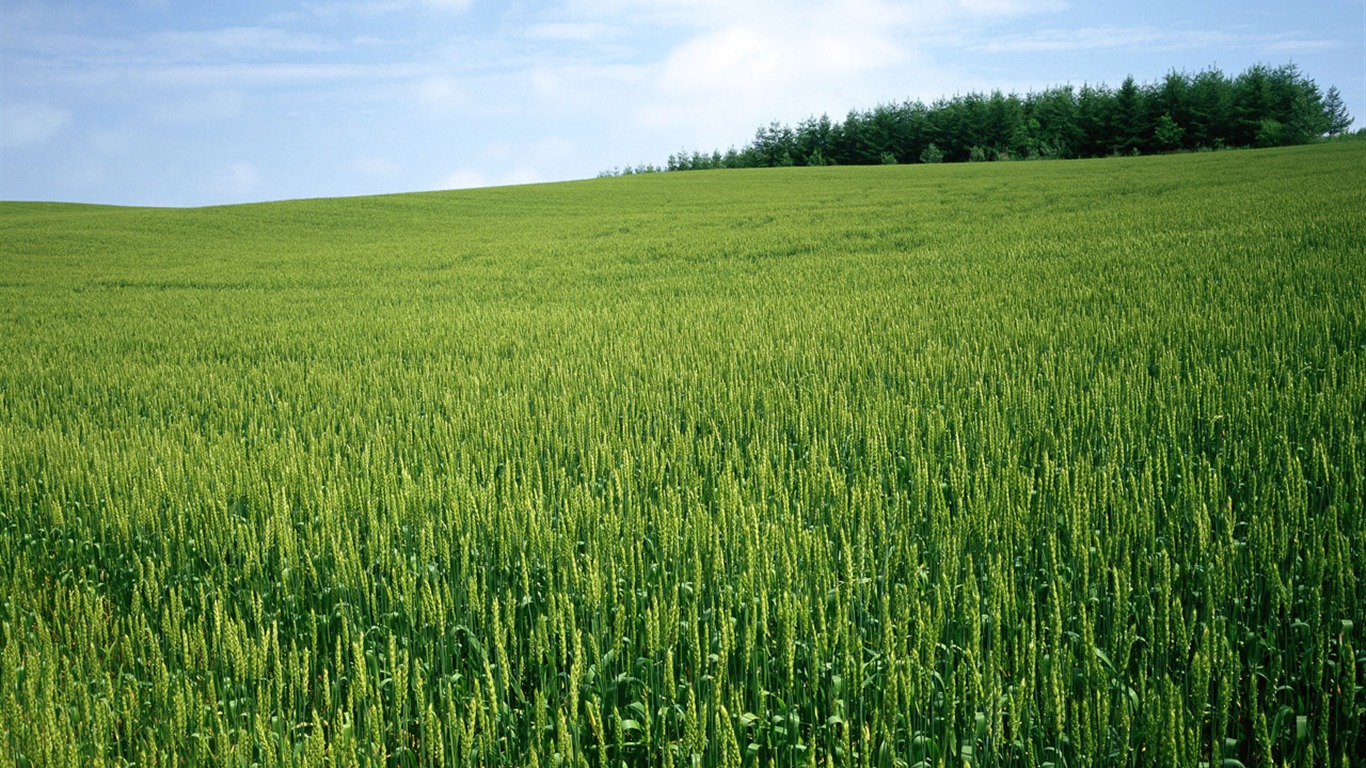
[2,142,1364,767]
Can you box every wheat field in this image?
[1,142,1363,766]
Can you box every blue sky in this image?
[2,0,1362,206]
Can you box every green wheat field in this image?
[1,141,1363,767]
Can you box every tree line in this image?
[604,63,1354,175]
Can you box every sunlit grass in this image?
[1,142,1363,766]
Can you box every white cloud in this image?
[417,75,466,112]
[133,61,426,88]
[0,103,72,148]
[303,0,472,18]
[1261,38,1342,53]
[958,0,1067,16]
[437,162,545,191]
[561,0,805,28]
[9,26,338,69]
[4,21,423,92]
[501,167,543,186]
[149,26,338,57]
[525,22,623,42]
[352,34,404,46]
[557,0,713,25]
[420,0,473,10]
[440,168,488,189]
[960,25,1338,54]
[661,27,781,91]
[525,62,648,107]
[632,1,930,147]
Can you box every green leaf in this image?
[1093,646,1113,671]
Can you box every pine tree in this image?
[1323,86,1353,137]
[1113,75,1148,154]
[1153,113,1185,152]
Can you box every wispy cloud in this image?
[958,0,1068,17]
[149,26,339,57]
[0,103,72,148]
[1261,38,1343,53]
[966,25,1340,54]
[415,75,467,112]
[136,62,429,88]
[524,22,624,42]
[5,0,1357,205]
[301,0,473,19]
[6,26,338,68]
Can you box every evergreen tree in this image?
[867,104,908,163]
[1156,71,1192,149]
[960,93,991,155]
[644,63,1349,172]
[1187,68,1233,148]
[1323,86,1354,136]
[1271,64,1325,144]
[795,114,835,167]
[1009,117,1042,159]
[1153,113,1185,151]
[1113,75,1149,153]
[1077,84,1114,157]
[1232,64,1274,146]
[1027,86,1081,158]
[835,109,880,165]
[986,90,1020,157]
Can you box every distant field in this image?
[1,142,1363,766]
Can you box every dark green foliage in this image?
[655,63,1348,171]
[1323,87,1353,136]
[1154,113,1185,152]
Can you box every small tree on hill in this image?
[1256,118,1287,148]
[1323,86,1353,136]
[1154,113,1185,151]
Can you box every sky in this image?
[2,0,1363,207]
